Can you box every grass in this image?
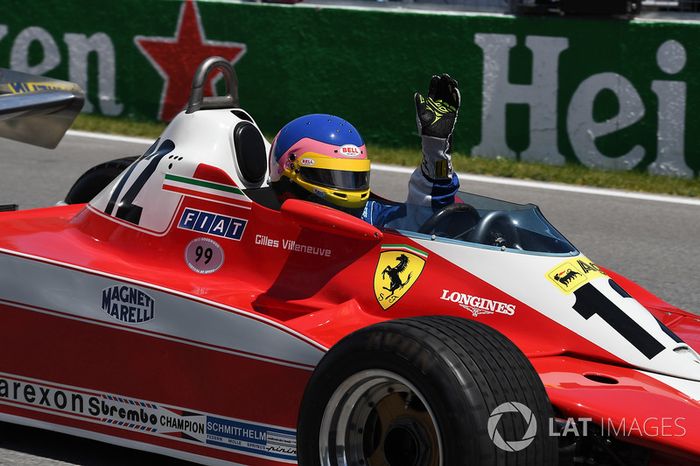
[374,147,700,198]
[73,114,700,198]
[74,114,167,139]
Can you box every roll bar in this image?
[186,56,239,113]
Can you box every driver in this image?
[268,74,461,227]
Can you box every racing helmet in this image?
[269,114,370,209]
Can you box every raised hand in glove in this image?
[414,74,461,180]
[415,74,460,139]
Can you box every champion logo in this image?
[440,289,516,317]
[0,372,297,461]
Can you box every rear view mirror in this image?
[281,199,383,241]
[0,69,84,149]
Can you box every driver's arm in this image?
[406,74,461,209]
[361,75,460,228]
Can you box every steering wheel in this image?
[418,203,480,236]
[468,210,523,250]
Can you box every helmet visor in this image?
[299,167,370,191]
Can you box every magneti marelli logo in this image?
[487,402,538,452]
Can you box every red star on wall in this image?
[134,0,246,121]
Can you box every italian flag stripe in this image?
[164,174,245,196]
[162,184,252,210]
[381,244,428,258]
[162,174,251,205]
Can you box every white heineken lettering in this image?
[472,33,693,177]
[567,73,645,170]
[0,23,122,116]
[440,289,515,317]
[649,40,692,178]
[11,26,60,76]
[64,32,122,115]
[473,33,568,165]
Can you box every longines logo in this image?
[440,289,516,317]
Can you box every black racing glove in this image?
[414,74,460,179]
[415,74,460,139]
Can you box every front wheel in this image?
[297,316,557,466]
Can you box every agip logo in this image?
[374,244,427,310]
[546,256,606,294]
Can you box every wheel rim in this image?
[319,369,443,466]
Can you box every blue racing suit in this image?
[361,135,460,228]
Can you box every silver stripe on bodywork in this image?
[0,371,297,464]
[0,250,324,369]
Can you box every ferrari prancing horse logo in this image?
[374,245,428,310]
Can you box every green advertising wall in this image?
[1,1,698,176]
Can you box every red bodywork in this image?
[0,177,699,465]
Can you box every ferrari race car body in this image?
[0,59,699,466]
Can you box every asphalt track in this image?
[0,131,699,465]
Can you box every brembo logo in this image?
[101,286,155,324]
[440,289,516,317]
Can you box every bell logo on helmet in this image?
[339,144,361,157]
[270,114,370,208]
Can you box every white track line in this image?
[372,163,700,207]
[67,129,154,145]
[65,130,700,207]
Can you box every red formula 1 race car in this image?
[0,59,699,466]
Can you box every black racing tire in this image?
[297,316,557,466]
[64,156,138,204]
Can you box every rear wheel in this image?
[64,156,137,204]
[297,316,557,466]
[319,369,441,466]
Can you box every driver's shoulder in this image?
[362,200,406,227]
